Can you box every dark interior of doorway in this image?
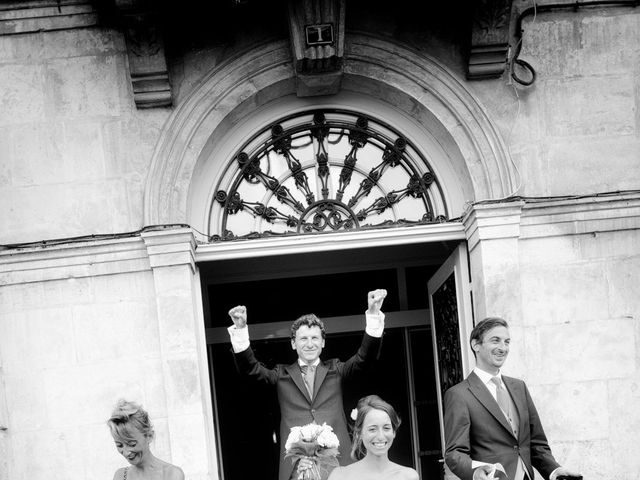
[201,241,459,480]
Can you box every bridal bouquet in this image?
[284,422,340,480]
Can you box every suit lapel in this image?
[502,376,526,441]
[467,371,514,436]
[313,361,328,399]
[285,362,312,403]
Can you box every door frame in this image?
[195,223,470,478]
[427,242,475,458]
[195,222,466,262]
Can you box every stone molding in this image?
[0,0,98,35]
[463,192,640,250]
[115,0,172,108]
[463,200,525,252]
[520,192,640,239]
[144,34,516,227]
[141,228,196,272]
[195,222,467,263]
[0,227,198,285]
[0,237,150,286]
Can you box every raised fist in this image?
[228,305,247,329]
[367,289,387,315]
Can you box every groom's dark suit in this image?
[234,333,381,480]
[444,371,560,480]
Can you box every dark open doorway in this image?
[200,241,460,480]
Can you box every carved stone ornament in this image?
[468,0,513,80]
[115,0,172,108]
[287,0,345,97]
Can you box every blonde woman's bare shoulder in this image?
[165,464,185,480]
[112,467,126,480]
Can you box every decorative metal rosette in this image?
[209,110,448,241]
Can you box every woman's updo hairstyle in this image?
[107,399,154,442]
[350,394,401,460]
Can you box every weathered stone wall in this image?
[0,231,215,480]
[0,271,162,478]
[1,6,638,243]
[470,8,640,197]
[519,232,640,479]
[0,23,169,245]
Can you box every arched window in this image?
[210,109,449,240]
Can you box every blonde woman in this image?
[107,399,184,480]
[327,395,418,480]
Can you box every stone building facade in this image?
[0,1,638,480]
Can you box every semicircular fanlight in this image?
[210,109,448,241]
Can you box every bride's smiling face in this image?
[362,408,396,457]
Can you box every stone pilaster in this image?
[0,361,8,480]
[463,200,524,322]
[141,228,217,479]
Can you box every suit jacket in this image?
[444,371,560,480]
[234,333,382,480]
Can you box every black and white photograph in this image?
[0,1,638,480]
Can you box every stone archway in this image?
[144,34,516,231]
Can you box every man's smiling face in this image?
[291,325,325,365]
[472,325,510,374]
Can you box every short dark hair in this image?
[469,317,509,356]
[350,395,401,460]
[290,314,326,340]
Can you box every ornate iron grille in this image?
[210,110,448,241]
[433,272,464,401]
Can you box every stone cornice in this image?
[463,192,640,250]
[463,200,525,252]
[0,236,149,286]
[519,192,640,239]
[141,228,196,272]
[0,0,98,35]
[0,227,199,285]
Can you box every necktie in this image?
[491,376,510,418]
[300,364,316,398]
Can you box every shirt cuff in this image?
[227,325,250,353]
[365,311,385,337]
[549,467,561,480]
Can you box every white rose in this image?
[316,429,339,449]
[320,422,334,432]
[300,422,320,441]
[285,426,302,451]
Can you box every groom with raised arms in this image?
[227,289,387,480]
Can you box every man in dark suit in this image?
[227,289,387,480]
[444,317,581,480]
